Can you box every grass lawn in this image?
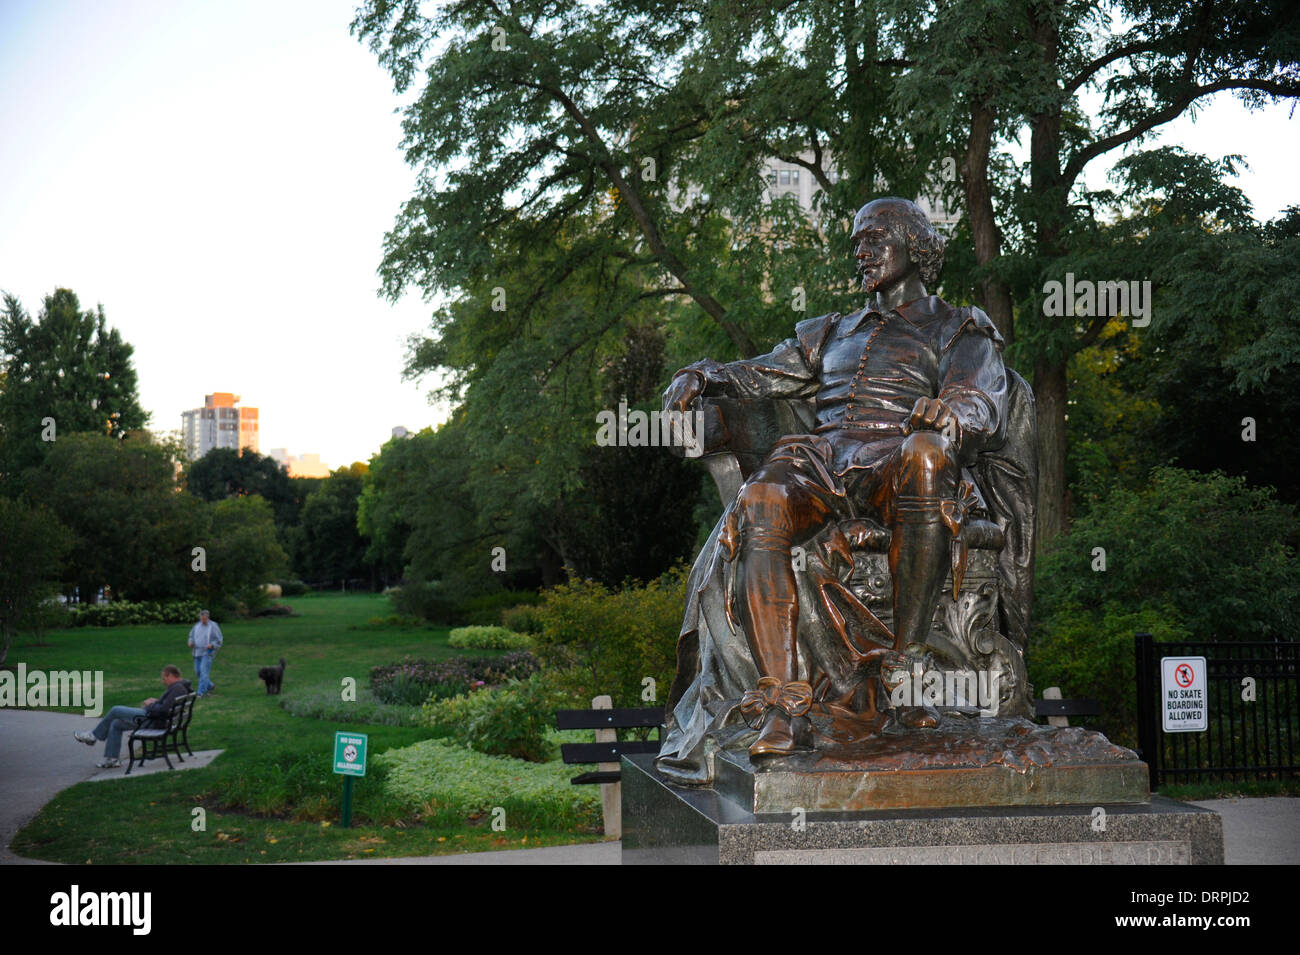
[8,592,605,863]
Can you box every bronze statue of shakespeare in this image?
[656,197,1039,785]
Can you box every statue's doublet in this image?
[683,295,1009,489]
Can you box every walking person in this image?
[187,609,223,697]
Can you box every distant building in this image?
[291,453,330,479]
[757,153,960,232]
[181,393,259,461]
[267,447,330,478]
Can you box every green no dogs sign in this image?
[333,731,368,776]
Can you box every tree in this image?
[0,498,73,666]
[0,289,148,495]
[355,0,1300,549]
[184,446,309,546]
[292,464,371,587]
[192,495,289,615]
[33,432,203,603]
[890,0,1300,539]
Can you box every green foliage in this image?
[67,599,202,628]
[387,581,540,627]
[279,682,421,727]
[370,653,540,704]
[290,462,371,585]
[0,289,149,493]
[419,672,566,762]
[1029,605,1185,749]
[533,566,686,706]
[1033,466,1300,744]
[375,738,601,830]
[192,495,289,617]
[501,604,544,634]
[0,497,73,664]
[448,626,533,650]
[277,579,308,596]
[1035,467,1300,643]
[183,447,309,547]
[30,432,202,603]
[458,590,542,626]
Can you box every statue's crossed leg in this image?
[722,429,965,758]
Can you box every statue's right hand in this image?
[663,370,705,413]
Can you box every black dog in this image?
[258,658,286,695]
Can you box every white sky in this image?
[0,0,445,469]
[1,1,1293,469]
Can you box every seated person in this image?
[73,665,192,768]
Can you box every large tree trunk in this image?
[963,100,1015,348]
[1032,358,1068,545]
[1027,1,1069,547]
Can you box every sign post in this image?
[1160,657,1207,733]
[332,731,368,828]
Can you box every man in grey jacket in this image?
[73,665,192,768]
[187,609,223,697]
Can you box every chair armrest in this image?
[672,397,816,504]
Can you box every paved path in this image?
[4,709,1297,865]
[0,709,222,863]
[1189,798,1300,865]
[0,710,97,863]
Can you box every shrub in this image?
[67,599,203,628]
[1030,467,1300,746]
[448,625,533,650]
[420,671,572,762]
[459,590,541,626]
[501,604,544,634]
[280,683,421,727]
[369,652,539,704]
[388,580,462,625]
[374,738,601,830]
[208,746,408,824]
[532,565,686,707]
[1035,467,1300,641]
[277,579,308,596]
[388,581,541,626]
[1028,604,1186,748]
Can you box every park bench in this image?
[125,691,197,775]
[1034,686,1101,727]
[556,696,664,837]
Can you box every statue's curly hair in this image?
[855,198,946,287]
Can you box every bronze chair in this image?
[681,370,1038,717]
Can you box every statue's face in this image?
[852,206,914,295]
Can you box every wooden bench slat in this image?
[1034,699,1101,716]
[560,740,661,763]
[570,771,622,785]
[555,708,664,730]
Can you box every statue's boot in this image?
[750,708,796,757]
[889,499,952,729]
[741,677,814,759]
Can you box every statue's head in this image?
[851,197,945,293]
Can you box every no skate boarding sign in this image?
[1161,657,1207,732]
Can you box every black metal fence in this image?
[1135,632,1299,789]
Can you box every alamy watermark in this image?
[1042,272,1151,327]
[886,662,1002,716]
[0,664,103,716]
[595,399,704,457]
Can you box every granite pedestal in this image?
[621,753,1224,865]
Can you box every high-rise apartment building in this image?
[759,154,960,232]
[181,393,259,461]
